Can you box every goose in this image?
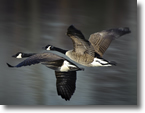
[7,52,83,101]
[44,25,131,67]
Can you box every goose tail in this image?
[109,61,117,66]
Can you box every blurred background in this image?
[0,0,137,105]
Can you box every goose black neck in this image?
[23,53,36,58]
[53,47,67,54]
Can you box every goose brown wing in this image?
[89,32,114,57]
[67,25,95,56]
[89,27,131,57]
[55,71,76,101]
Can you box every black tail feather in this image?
[106,27,131,37]
[117,27,131,36]
[109,61,117,66]
[6,63,15,68]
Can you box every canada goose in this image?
[44,25,131,67]
[7,52,83,101]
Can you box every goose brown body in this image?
[66,50,94,66]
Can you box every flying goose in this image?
[7,52,83,101]
[44,25,131,67]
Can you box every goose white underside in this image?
[60,60,77,72]
[16,53,22,58]
[91,58,111,67]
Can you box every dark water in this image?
[0,0,137,105]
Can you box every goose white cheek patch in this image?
[16,53,22,58]
[46,46,51,50]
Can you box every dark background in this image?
[0,0,137,105]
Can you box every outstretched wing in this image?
[67,25,95,56]
[89,27,131,57]
[7,53,64,68]
[55,71,77,101]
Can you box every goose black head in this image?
[12,52,24,58]
[43,45,54,50]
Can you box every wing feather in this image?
[67,25,95,56]
[9,53,64,68]
[89,27,131,57]
[55,71,76,101]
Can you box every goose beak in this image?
[42,46,45,50]
[12,55,16,58]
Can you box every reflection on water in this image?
[0,0,137,105]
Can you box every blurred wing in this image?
[9,53,64,68]
[89,27,131,57]
[55,71,77,101]
[13,55,44,67]
[67,25,94,56]
[89,33,114,57]
[41,60,64,70]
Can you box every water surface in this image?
[0,0,137,105]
